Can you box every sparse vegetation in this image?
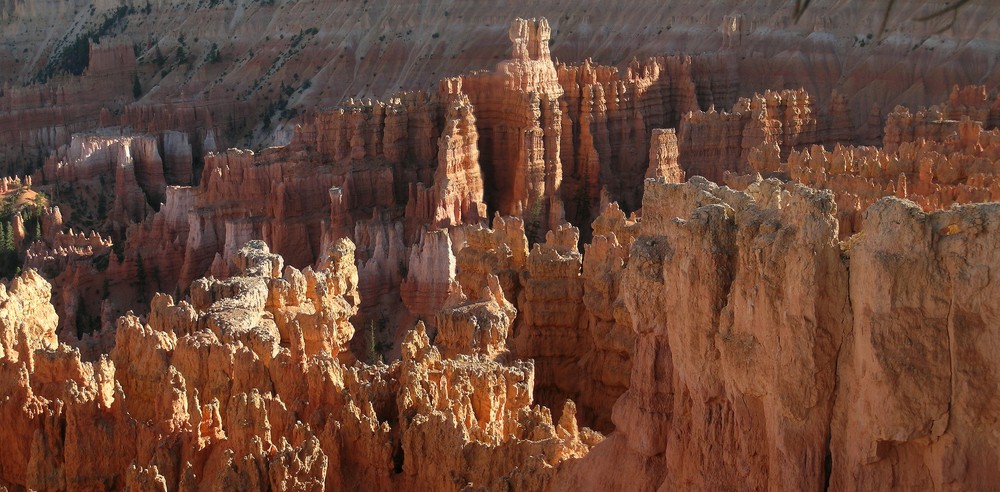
[793,0,971,35]
[0,188,50,279]
[36,5,134,82]
[367,321,383,364]
[75,301,100,338]
[134,253,147,302]
[524,196,545,245]
[206,43,221,63]
[153,45,166,67]
[92,252,110,272]
[0,221,17,279]
[132,73,142,99]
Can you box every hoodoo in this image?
[2,2,1000,490]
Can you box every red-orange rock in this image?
[455,214,529,302]
[558,177,850,491]
[512,223,587,421]
[1,238,604,490]
[405,92,486,228]
[678,89,820,184]
[646,128,684,182]
[400,229,458,324]
[5,9,1000,491]
[434,274,515,360]
[831,198,1000,490]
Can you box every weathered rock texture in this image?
[551,178,849,490]
[400,229,458,324]
[512,223,587,420]
[450,210,635,433]
[554,176,1000,491]
[23,13,1000,347]
[434,273,516,360]
[23,16,719,347]
[11,169,1000,490]
[0,241,599,490]
[4,7,1000,492]
[577,202,637,432]
[831,198,1000,490]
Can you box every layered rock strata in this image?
[3,11,1000,491]
[512,223,587,421]
[560,177,849,490]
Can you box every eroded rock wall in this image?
[832,198,1000,490]
[556,176,1000,491]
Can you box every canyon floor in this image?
[1,1,1000,490]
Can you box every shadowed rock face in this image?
[2,6,1000,491]
[4,0,1000,172]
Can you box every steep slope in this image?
[2,0,1000,169]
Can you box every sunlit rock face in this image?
[3,5,1000,491]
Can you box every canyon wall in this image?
[1,6,1000,491]
[4,0,1000,172]
[6,176,1000,490]
[555,177,1000,491]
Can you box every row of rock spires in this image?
[1,11,999,491]
[1,68,997,486]
[15,18,681,358]
[8,0,1000,175]
[288,17,708,227]
[733,91,1000,238]
[7,18,989,484]
[5,8,999,446]
[19,19,1000,413]
[3,173,1000,490]
[0,42,137,173]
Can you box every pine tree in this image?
[575,167,592,229]
[367,321,382,365]
[0,222,13,278]
[112,236,124,263]
[153,46,166,67]
[75,301,88,338]
[135,253,147,303]
[207,43,221,63]
[2,221,11,252]
[96,192,107,219]
[524,197,544,245]
[135,253,146,288]
[132,73,142,99]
